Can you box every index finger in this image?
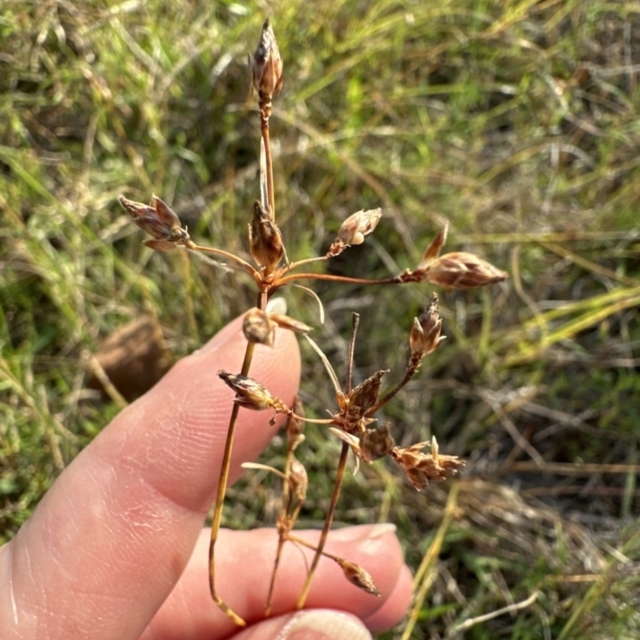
[0,316,300,640]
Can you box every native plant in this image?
[118,19,507,627]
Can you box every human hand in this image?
[0,316,412,639]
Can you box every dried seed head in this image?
[339,369,388,424]
[423,252,508,290]
[243,308,276,346]
[289,457,308,502]
[217,370,286,412]
[417,224,448,270]
[269,313,312,335]
[328,208,382,257]
[251,19,283,104]
[390,436,466,491]
[119,195,190,249]
[336,558,381,596]
[249,201,285,273]
[409,293,445,360]
[360,424,394,462]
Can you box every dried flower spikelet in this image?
[424,251,508,290]
[249,201,284,273]
[243,308,275,346]
[328,208,382,257]
[339,369,388,424]
[118,195,190,250]
[251,19,283,104]
[409,293,446,361]
[360,424,394,462]
[217,371,287,412]
[286,395,305,451]
[390,436,466,491]
[289,457,308,502]
[336,558,381,597]
[417,224,448,270]
[269,313,312,335]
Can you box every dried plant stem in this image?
[296,441,350,609]
[286,255,330,271]
[287,533,338,560]
[277,271,404,287]
[208,337,258,627]
[186,242,259,277]
[261,112,275,216]
[372,366,417,413]
[265,448,293,616]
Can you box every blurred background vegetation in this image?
[1,0,640,637]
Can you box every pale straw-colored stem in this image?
[296,441,349,609]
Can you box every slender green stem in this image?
[296,442,349,609]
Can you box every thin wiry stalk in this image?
[276,271,404,287]
[261,114,275,217]
[208,339,256,627]
[186,242,259,278]
[296,441,350,609]
[295,315,359,609]
[371,367,416,413]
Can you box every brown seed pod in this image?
[423,251,508,290]
[390,436,466,490]
[217,371,287,412]
[243,308,276,346]
[118,195,190,249]
[249,201,285,273]
[409,292,445,360]
[251,19,283,103]
[336,558,381,596]
[360,424,394,462]
[328,208,382,257]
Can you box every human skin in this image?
[0,316,412,639]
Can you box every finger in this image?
[0,317,300,640]
[142,524,410,639]
[229,610,373,640]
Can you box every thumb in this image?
[230,610,373,640]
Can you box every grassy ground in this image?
[2,0,640,637]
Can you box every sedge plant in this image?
[118,19,507,627]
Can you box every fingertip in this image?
[232,610,373,640]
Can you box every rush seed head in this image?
[328,208,382,257]
[243,308,276,346]
[249,200,285,273]
[119,195,190,250]
[409,292,446,360]
[336,558,381,596]
[251,19,283,103]
[391,436,466,490]
[423,251,508,290]
[217,371,287,412]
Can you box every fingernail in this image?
[330,523,397,542]
[280,610,372,640]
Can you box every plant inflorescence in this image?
[119,19,507,627]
